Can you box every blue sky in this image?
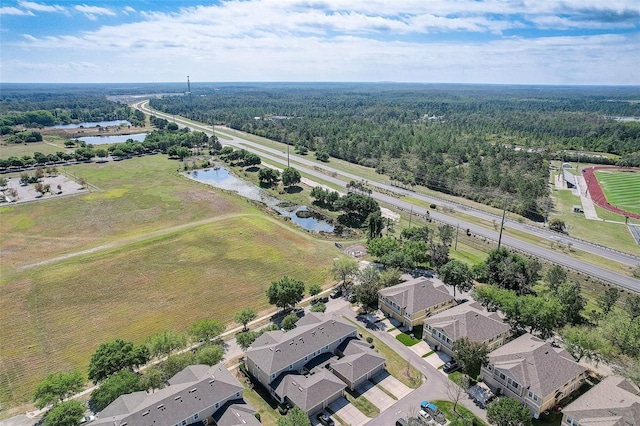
[1,0,639,84]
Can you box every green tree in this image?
[625,295,640,321]
[160,352,197,379]
[560,325,605,363]
[545,265,567,292]
[190,318,226,343]
[355,266,382,310]
[234,308,257,332]
[282,313,300,331]
[330,257,359,292]
[243,152,261,167]
[598,287,620,316]
[379,268,402,288]
[549,218,567,234]
[43,400,85,426]
[438,224,455,246]
[236,331,258,351]
[308,283,322,301]
[33,370,84,409]
[196,345,225,366]
[335,193,380,227]
[90,370,142,412]
[367,236,400,258]
[258,168,280,186]
[366,210,384,239]
[555,281,586,325]
[281,167,301,187]
[266,276,306,310]
[311,302,326,313]
[452,338,489,379]
[277,407,311,426]
[440,260,473,298]
[139,366,164,393]
[486,397,532,426]
[429,243,450,272]
[88,339,149,383]
[146,330,187,358]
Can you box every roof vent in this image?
[189,388,197,393]
[174,396,181,400]
[209,378,215,384]
[157,404,164,409]
[142,410,150,416]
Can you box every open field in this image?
[595,168,640,216]
[0,155,340,414]
[0,135,73,158]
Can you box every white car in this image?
[80,415,96,423]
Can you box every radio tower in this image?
[186,75,191,95]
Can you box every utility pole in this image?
[498,198,507,249]
[287,141,290,168]
[454,223,459,251]
[408,206,413,228]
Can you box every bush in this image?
[366,336,373,344]
[430,204,437,209]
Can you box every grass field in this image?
[0,155,340,414]
[595,169,640,216]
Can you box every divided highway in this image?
[134,101,640,293]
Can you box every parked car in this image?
[421,401,446,424]
[80,415,95,424]
[317,412,335,426]
[443,359,460,373]
[330,289,342,299]
[395,418,409,426]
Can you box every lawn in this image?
[595,169,640,216]
[344,388,379,418]
[343,317,423,389]
[432,400,488,426]
[0,155,340,413]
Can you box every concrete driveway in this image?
[423,351,451,370]
[356,380,396,411]
[328,396,370,426]
[371,370,412,399]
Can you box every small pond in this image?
[54,120,132,129]
[77,133,148,145]
[186,167,334,233]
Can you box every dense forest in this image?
[150,84,640,221]
[0,91,144,128]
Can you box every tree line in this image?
[150,85,640,221]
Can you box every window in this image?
[182,421,187,426]
[528,391,539,402]
[194,413,199,421]
[215,402,220,409]
[236,392,241,398]
[499,372,506,380]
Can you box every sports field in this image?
[595,168,640,217]
[0,155,338,413]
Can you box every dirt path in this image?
[17,213,262,271]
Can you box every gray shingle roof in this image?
[424,301,510,344]
[212,400,262,426]
[331,338,385,384]
[487,334,587,398]
[378,277,453,315]
[246,313,357,376]
[93,363,244,426]
[275,369,346,412]
[562,376,640,426]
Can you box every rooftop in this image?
[424,301,510,344]
[379,276,454,315]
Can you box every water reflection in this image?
[186,167,334,233]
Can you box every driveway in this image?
[356,380,396,411]
[371,370,412,400]
[328,396,370,426]
[423,351,451,370]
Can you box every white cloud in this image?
[2,0,639,84]
[74,4,116,20]
[18,1,65,13]
[123,6,136,15]
[0,6,35,16]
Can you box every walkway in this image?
[576,174,599,220]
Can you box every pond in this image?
[77,133,148,145]
[186,167,334,233]
[54,120,132,129]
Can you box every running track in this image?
[583,166,640,220]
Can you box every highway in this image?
[134,101,640,293]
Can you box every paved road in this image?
[134,102,640,292]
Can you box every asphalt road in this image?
[134,101,640,293]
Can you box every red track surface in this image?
[582,166,640,220]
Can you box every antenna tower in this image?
[187,75,191,95]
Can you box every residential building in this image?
[92,363,259,426]
[481,334,588,418]
[422,301,512,356]
[562,376,640,426]
[245,312,385,415]
[378,277,455,329]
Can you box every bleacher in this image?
[628,224,640,245]
[562,169,578,189]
